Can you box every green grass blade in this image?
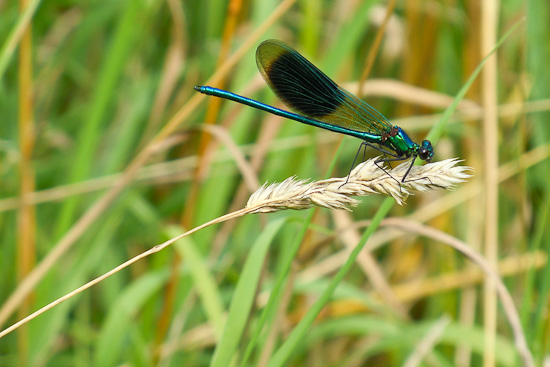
[210,218,287,367]
[94,270,167,366]
[426,18,524,143]
[170,226,225,340]
[0,0,42,80]
[267,198,394,367]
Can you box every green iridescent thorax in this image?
[382,127,417,157]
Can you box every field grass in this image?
[1,0,549,366]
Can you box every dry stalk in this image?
[246,158,471,212]
[0,158,471,341]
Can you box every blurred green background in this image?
[1,0,549,366]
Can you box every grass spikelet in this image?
[246,158,472,213]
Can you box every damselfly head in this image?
[418,140,434,162]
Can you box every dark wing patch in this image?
[256,40,392,134]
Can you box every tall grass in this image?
[1,1,549,366]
